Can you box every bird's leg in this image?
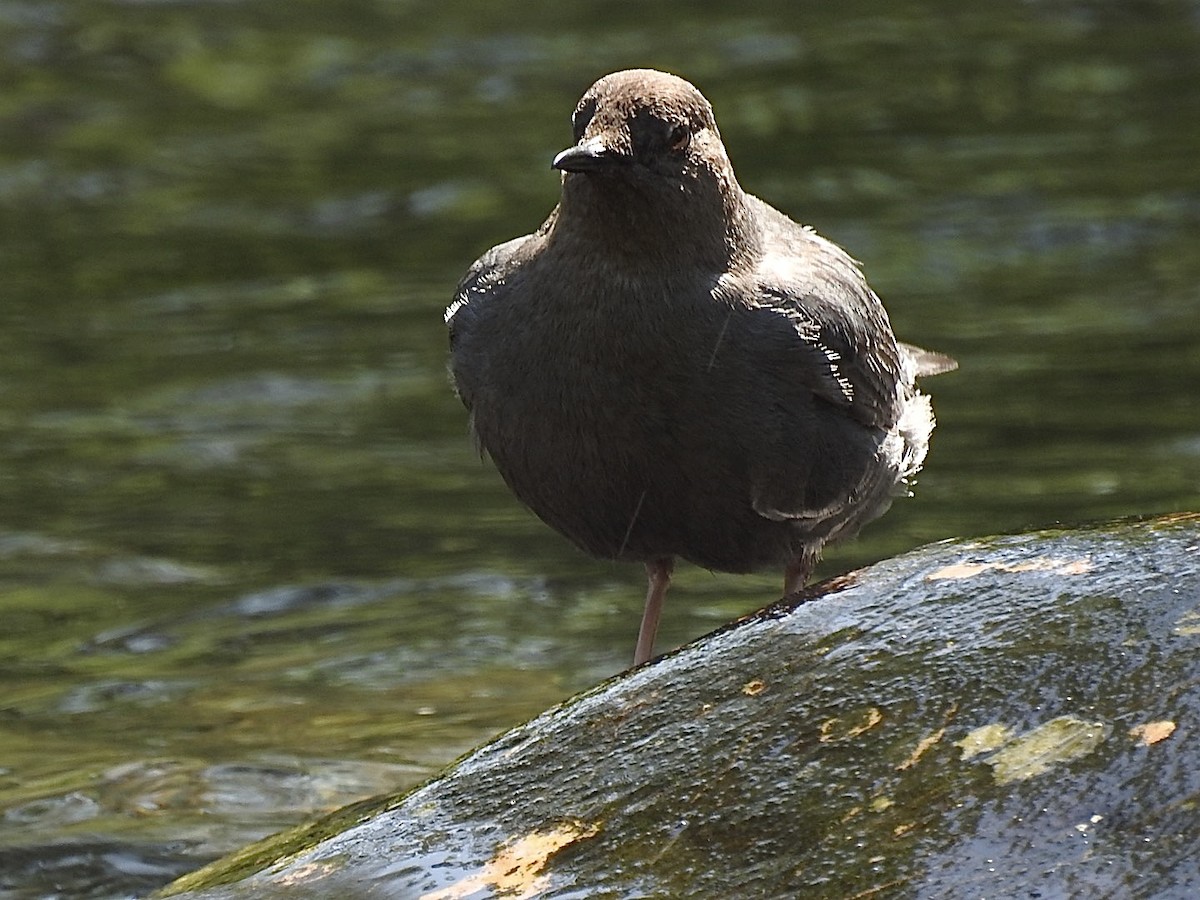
[634,557,674,666]
[783,553,814,597]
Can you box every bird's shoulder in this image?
[729,196,905,429]
[445,213,557,337]
[445,234,533,333]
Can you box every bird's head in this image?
[553,70,725,179]
[551,70,745,263]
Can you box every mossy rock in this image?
[162,514,1200,899]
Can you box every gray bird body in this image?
[447,70,953,661]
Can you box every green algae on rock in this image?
[163,515,1200,899]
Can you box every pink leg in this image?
[783,554,814,596]
[634,557,674,666]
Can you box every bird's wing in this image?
[739,209,906,431]
[445,232,541,429]
[446,234,533,347]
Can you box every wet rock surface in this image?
[163,514,1200,899]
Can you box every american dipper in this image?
[446,69,955,666]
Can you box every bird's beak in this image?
[552,136,621,173]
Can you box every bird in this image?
[445,69,955,667]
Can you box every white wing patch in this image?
[772,303,856,404]
[444,296,468,325]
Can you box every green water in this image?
[2,1,1198,896]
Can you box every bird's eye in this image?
[668,123,691,152]
[572,98,596,141]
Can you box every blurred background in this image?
[2,0,1198,896]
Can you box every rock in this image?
[161,514,1200,899]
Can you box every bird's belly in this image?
[474,378,815,573]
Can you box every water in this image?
[2,1,1198,896]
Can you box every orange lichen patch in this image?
[1025,558,1091,575]
[927,562,991,579]
[271,862,340,886]
[956,723,1013,760]
[419,820,600,900]
[819,707,884,743]
[839,805,863,824]
[926,556,1091,581]
[1152,512,1200,526]
[741,679,767,696]
[987,716,1109,785]
[1129,720,1176,746]
[845,878,909,899]
[1174,609,1200,636]
[896,726,946,771]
